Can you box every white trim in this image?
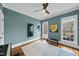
[59,41,79,49]
[6,44,11,56]
[60,15,78,49]
[12,37,40,48]
[42,21,48,38]
[0,9,4,45]
[42,34,48,39]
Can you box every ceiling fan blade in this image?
[45,10,50,14]
[34,9,42,12]
[42,3,49,9]
[34,3,49,14]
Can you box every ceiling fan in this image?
[34,3,50,14]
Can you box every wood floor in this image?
[11,39,79,56]
[11,46,25,56]
[58,44,79,56]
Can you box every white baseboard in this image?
[12,37,40,48]
[59,41,79,49]
[42,34,48,38]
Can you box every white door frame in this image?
[60,15,78,48]
[42,21,48,39]
[0,9,4,45]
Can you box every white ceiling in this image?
[3,3,79,20]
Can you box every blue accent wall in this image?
[0,3,3,11]
[4,8,41,45]
[48,10,79,45]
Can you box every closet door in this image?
[0,9,4,45]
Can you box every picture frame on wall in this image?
[27,23,34,37]
[49,24,58,32]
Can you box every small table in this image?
[47,38,59,46]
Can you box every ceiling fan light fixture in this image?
[34,3,49,14]
[42,9,46,12]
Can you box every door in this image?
[61,15,78,46]
[0,9,4,45]
[42,21,48,39]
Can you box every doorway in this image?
[41,21,48,39]
[61,15,78,47]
